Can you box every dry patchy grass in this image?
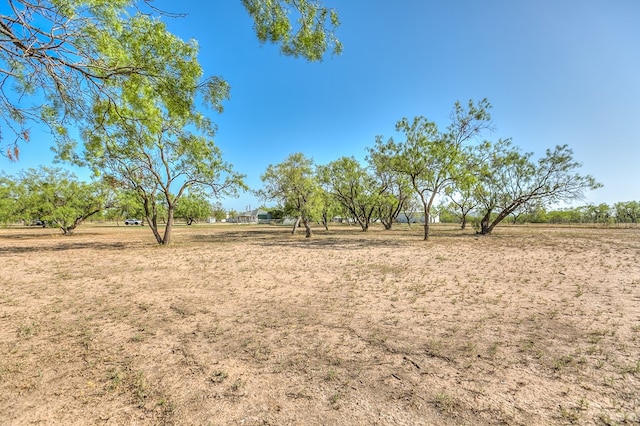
[0,223,639,425]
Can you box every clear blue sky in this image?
[3,0,639,211]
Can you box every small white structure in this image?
[397,211,439,224]
[236,209,269,224]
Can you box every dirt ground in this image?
[1,223,639,425]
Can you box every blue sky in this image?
[3,0,639,211]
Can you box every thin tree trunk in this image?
[291,217,301,234]
[421,193,435,241]
[322,213,330,231]
[60,209,102,236]
[423,218,430,240]
[302,217,312,238]
[150,221,163,244]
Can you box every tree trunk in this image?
[479,209,492,234]
[460,215,467,230]
[141,194,164,244]
[302,217,312,238]
[423,219,430,240]
[321,212,330,231]
[148,214,164,244]
[480,203,521,235]
[421,193,435,241]
[161,207,174,245]
[149,222,162,243]
[291,217,301,234]
[59,209,102,236]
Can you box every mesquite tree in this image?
[44,0,340,244]
[6,167,108,234]
[83,113,245,245]
[475,140,602,234]
[373,99,492,240]
[259,153,319,238]
[175,192,213,225]
[0,0,341,157]
[367,144,411,230]
[317,157,381,232]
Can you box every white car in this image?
[124,218,143,225]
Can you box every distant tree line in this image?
[0,167,228,235]
[0,2,602,243]
[438,201,639,226]
[1,99,606,241]
[258,100,602,239]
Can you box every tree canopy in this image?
[0,0,341,158]
[82,105,246,244]
[175,192,214,225]
[0,0,343,244]
[372,99,492,240]
[258,153,319,237]
[317,156,380,232]
[474,141,602,234]
[0,166,108,234]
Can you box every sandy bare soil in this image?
[1,223,639,425]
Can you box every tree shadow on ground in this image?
[0,240,130,254]
[185,225,479,250]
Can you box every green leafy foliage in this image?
[367,142,412,230]
[613,201,640,224]
[2,166,108,234]
[82,110,246,244]
[318,156,384,232]
[175,192,213,225]
[1,0,341,157]
[242,0,342,61]
[258,152,319,237]
[474,141,602,234]
[0,173,20,225]
[102,188,146,223]
[370,99,492,240]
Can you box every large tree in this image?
[374,99,492,240]
[613,201,639,224]
[0,0,341,157]
[317,156,381,232]
[46,0,340,244]
[367,141,411,230]
[11,167,108,234]
[175,191,213,225]
[83,112,245,245]
[475,141,602,234]
[258,153,319,238]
